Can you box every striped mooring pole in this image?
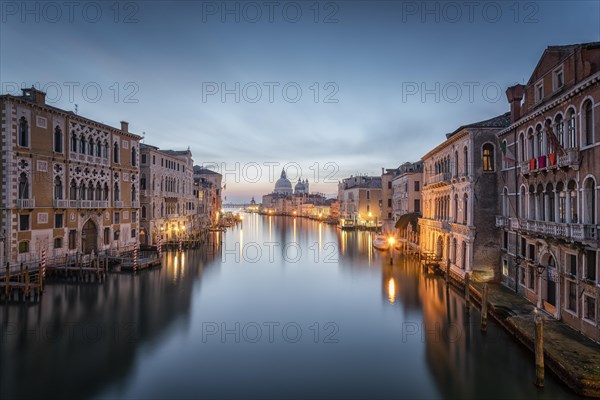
[41,248,46,278]
[157,235,162,257]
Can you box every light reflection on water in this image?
[0,213,578,399]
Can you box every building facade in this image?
[337,175,382,228]
[498,42,600,341]
[193,166,223,226]
[139,144,195,246]
[1,87,141,263]
[381,168,399,222]
[391,161,423,221]
[419,113,510,282]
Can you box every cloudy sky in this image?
[1,1,599,201]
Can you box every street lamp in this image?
[536,263,546,309]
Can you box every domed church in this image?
[294,178,309,195]
[273,169,293,196]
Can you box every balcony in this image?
[113,201,124,208]
[132,201,139,208]
[53,199,69,208]
[426,172,450,187]
[495,215,509,228]
[16,198,35,209]
[521,149,580,176]
[66,200,109,209]
[519,218,597,242]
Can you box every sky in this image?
[1,1,599,202]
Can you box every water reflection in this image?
[0,215,579,399]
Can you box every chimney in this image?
[506,84,525,123]
[120,121,129,133]
[22,86,46,105]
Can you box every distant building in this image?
[337,175,382,228]
[391,161,423,221]
[498,42,600,341]
[193,166,222,226]
[1,87,141,263]
[381,167,400,222]
[139,144,195,245]
[419,112,510,282]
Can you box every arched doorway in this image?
[436,236,443,259]
[540,252,558,312]
[82,219,98,254]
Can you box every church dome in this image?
[294,179,306,195]
[274,169,292,195]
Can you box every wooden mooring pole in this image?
[534,312,544,388]
[481,283,488,332]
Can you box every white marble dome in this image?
[274,169,293,195]
[294,179,306,195]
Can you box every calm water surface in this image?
[0,213,579,399]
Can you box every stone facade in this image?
[391,161,423,220]
[139,144,195,246]
[498,42,600,341]
[337,176,382,228]
[1,87,141,263]
[193,166,223,226]
[419,113,510,282]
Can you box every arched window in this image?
[140,173,146,190]
[519,186,526,217]
[88,139,94,156]
[70,179,78,200]
[502,188,509,217]
[461,241,467,269]
[80,181,86,200]
[131,146,137,166]
[568,109,576,148]
[54,177,63,200]
[463,146,468,175]
[519,132,525,162]
[96,182,102,201]
[584,100,594,146]
[54,126,63,153]
[555,114,564,147]
[463,194,468,224]
[454,151,459,177]
[141,205,147,219]
[113,142,119,163]
[114,182,120,201]
[556,182,566,223]
[131,184,137,202]
[536,124,544,157]
[568,180,578,223]
[537,184,544,221]
[103,183,109,200]
[18,173,29,199]
[96,139,102,157]
[584,177,596,225]
[527,128,535,159]
[482,143,494,172]
[87,182,94,200]
[71,133,78,153]
[18,117,29,147]
[79,135,86,154]
[546,183,555,222]
[104,141,109,159]
[452,238,457,264]
[528,185,535,219]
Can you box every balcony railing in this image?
[53,199,69,208]
[113,201,124,208]
[519,218,596,241]
[495,215,508,228]
[66,200,109,209]
[427,172,450,186]
[521,148,580,176]
[68,152,110,166]
[16,198,35,209]
[131,201,139,208]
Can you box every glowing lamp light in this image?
[388,236,395,246]
[388,278,396,304]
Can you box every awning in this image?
[395,212,420,232]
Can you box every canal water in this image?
[0,213,578,399]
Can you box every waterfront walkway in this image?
[469,282,600,397]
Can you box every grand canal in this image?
[0,212,578,399]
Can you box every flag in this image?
[499,139,516,163]
[545,121,565,156]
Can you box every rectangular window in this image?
[55,213,63,228]
[528,266,535,290]
[414,199,421,213]
[567,281,577,312]
[585,250,597,282]
[104,228,110,245]
[19,241,29,253]
[387,181,391,189]
[366,191,370,200]
[152,155,156,164]
[131,229,136,238]
[535,81,543,103]
[54,237,63,249]
[503,231,508,249]
[161,158,164,167]
[569,254,577,277]
[141,154,147,164]
[519,266,525,286]
[68,230,77,250]
[584,295,596,323]
[553,66,564,91]
[528,244,535,261]
[414,181,420,192]
[520,238,526,258]
[132,211,137,222]
[387,199,392,207]
[114,212,120,224]
[19,214,29,231]
[502,259,508,276]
